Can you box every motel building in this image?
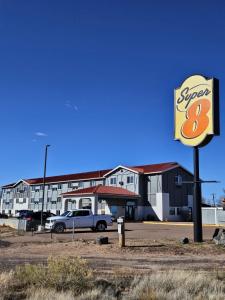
[0,162,194,221]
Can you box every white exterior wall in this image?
[146,193,190,221]
[105,168,139,194]
[14,198,29,212]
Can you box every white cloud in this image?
[65,101,78,111]
[35,132,47,137]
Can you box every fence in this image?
[202,207,225,225]
[0,218,19,229]
[0,218,27,232]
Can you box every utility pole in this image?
[40,144,50,229]
[211,193,216,207]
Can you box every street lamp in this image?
[40,144,50,228]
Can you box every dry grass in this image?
[27,288,117,300]
[129,270,225,300]
[2,258,225,299]
[26,288,74,300]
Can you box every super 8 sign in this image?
[174,75,219,147]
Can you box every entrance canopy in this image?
[61,184,140,199]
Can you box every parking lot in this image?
[1,221,223,274]
[1,221,217,242]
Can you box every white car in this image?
[45,209,113,233]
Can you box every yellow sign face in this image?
[174,75,217,147]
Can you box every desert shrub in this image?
[129,270,225,300]
[15,256,92,295]
[3,264,225,300]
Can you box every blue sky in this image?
[0,0,224,202]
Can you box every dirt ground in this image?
[0,222,225,275]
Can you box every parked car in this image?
[21,211,56,230]
[45,209,113,233]
[16,210,33,219]
[0,213,8,219]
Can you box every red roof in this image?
[62,185,140,198]
[2,162,179,188]
[24,169,111,185]
[1,183,16,189]
[133,162,178,174]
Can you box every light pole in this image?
[40,144,50,228]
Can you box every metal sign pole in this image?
[193,146,203,242]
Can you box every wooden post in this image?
[72,219,75,241]
[117,217,125,247]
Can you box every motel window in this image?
[58,184,62,190]
[31,186,35,191]
[57,197,61,203]
[177,207,181,215]
[16,198,19,204]
[23,198,26,203]
[31,198,35,203]
[127,176,134,184]
[78,182,84,188]
[68,182,72,188]
[39,198,43,203]
[169,208,175,215]
[90,180,96,187]
[56,210,60,216]
[47,197,51,202]
[175,175,182,186]
[110,177,117,185]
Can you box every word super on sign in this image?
[174,75,219,147]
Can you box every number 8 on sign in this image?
[181,99,210,139]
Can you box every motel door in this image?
[125,201,135,220]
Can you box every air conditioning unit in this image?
[119,181,124,186]
[72,183,79,187]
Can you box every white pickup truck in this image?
[45,209,113,233]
